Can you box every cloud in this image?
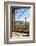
[15,8,31,21]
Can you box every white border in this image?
[8,4,33,42]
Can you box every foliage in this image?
[15,21,29,31]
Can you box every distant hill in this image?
[15,21,29,25]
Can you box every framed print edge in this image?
[4,1,35,44]
[4,2,9,44]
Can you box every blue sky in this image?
[15,8,31,21]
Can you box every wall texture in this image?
[35,1,36,42]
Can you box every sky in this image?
[15,8,32,22]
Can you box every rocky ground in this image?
[12,32,29,38]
